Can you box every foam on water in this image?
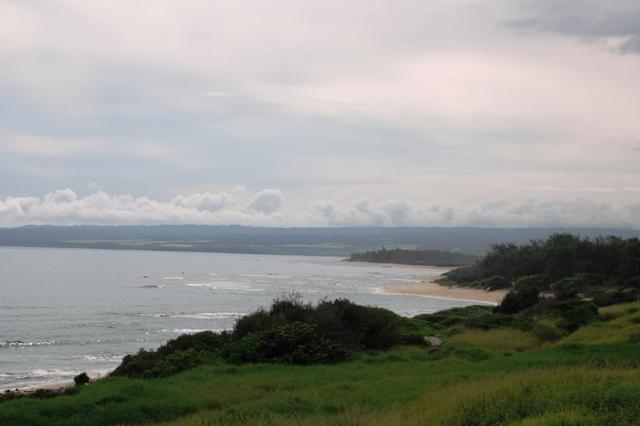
[136,312,244,320]
[81,355,124,362]
[159,328,221,334]
[172,312,245,320]
[1,340,57,348]
[185,282,263,292]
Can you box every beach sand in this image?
[7,372,109,395]
[340,260,505,305]
[383,274,507,305]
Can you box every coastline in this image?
[3,372,109,395]
[382,274,507,305]
[339,259,454,271]
[341,259,505,305]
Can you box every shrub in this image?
[480,275,512,291]
[551,273,602,300]
[593,289,640,307]
[112,349,158,378]
[556,300,599,332]
[551,277,579,299]
[73,372,90,386]
[625,276,640,289]
[222,322,349,365]
[113,297,404,378]
[111,331,226,378]
[414,306,493,327]
[156,331,228,357]
[532,321,565,342]
[496,286,540,314]
[233,294,314,339]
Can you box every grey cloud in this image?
[249,189,285,214]
[507,1,640,53]
[316,197,640,229]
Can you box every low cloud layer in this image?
[1,188,638,229]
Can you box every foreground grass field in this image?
[2,301,640,425]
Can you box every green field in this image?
[2,302,640,426]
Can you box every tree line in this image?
[348,247,480,267]
[446,233,640,313]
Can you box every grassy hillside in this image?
[2,300,640,425]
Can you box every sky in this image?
[1,0,639,228]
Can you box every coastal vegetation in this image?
[348,247,480,266]
[445,234,640,308]
[111,296,430,379]
[2,234,640,425]
[2,299,640,425]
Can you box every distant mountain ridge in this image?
[0,225,638,256]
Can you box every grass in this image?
[561,301,640,345]
[446,328,540,352]
[2,302,640,425]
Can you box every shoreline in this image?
[339,259,454,271]
[2,372,109,395]
[382,274,507,305]
[341,259,505,304]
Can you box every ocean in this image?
[0,246,479,390]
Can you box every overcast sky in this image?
[1,0,639,228]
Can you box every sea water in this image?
[0,246,479,390]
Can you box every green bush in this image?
[532,321,566,342]
[496,286,540,314]
[112,331,225,378]
[73,372,90,386]
[479,275,512,291]
[556,300,599,332]
[593,289,640,307]
[235,297,402,351]
[414,306,494,327]
[113,297,406,378]
[223,322,349,365]
[156,331,228,357]
[551,277,579,299]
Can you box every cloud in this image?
[506,1,640,54]
[171,192,231,212]
[0,1,638,214]
[0,188,638,229]
[249,189,285,214]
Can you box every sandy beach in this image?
[383,274,508,305]
[340,260,505,305]
[4,372,109,396]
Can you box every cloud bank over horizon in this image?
[1,188,638,230]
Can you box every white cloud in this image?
[0,188,638,229]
